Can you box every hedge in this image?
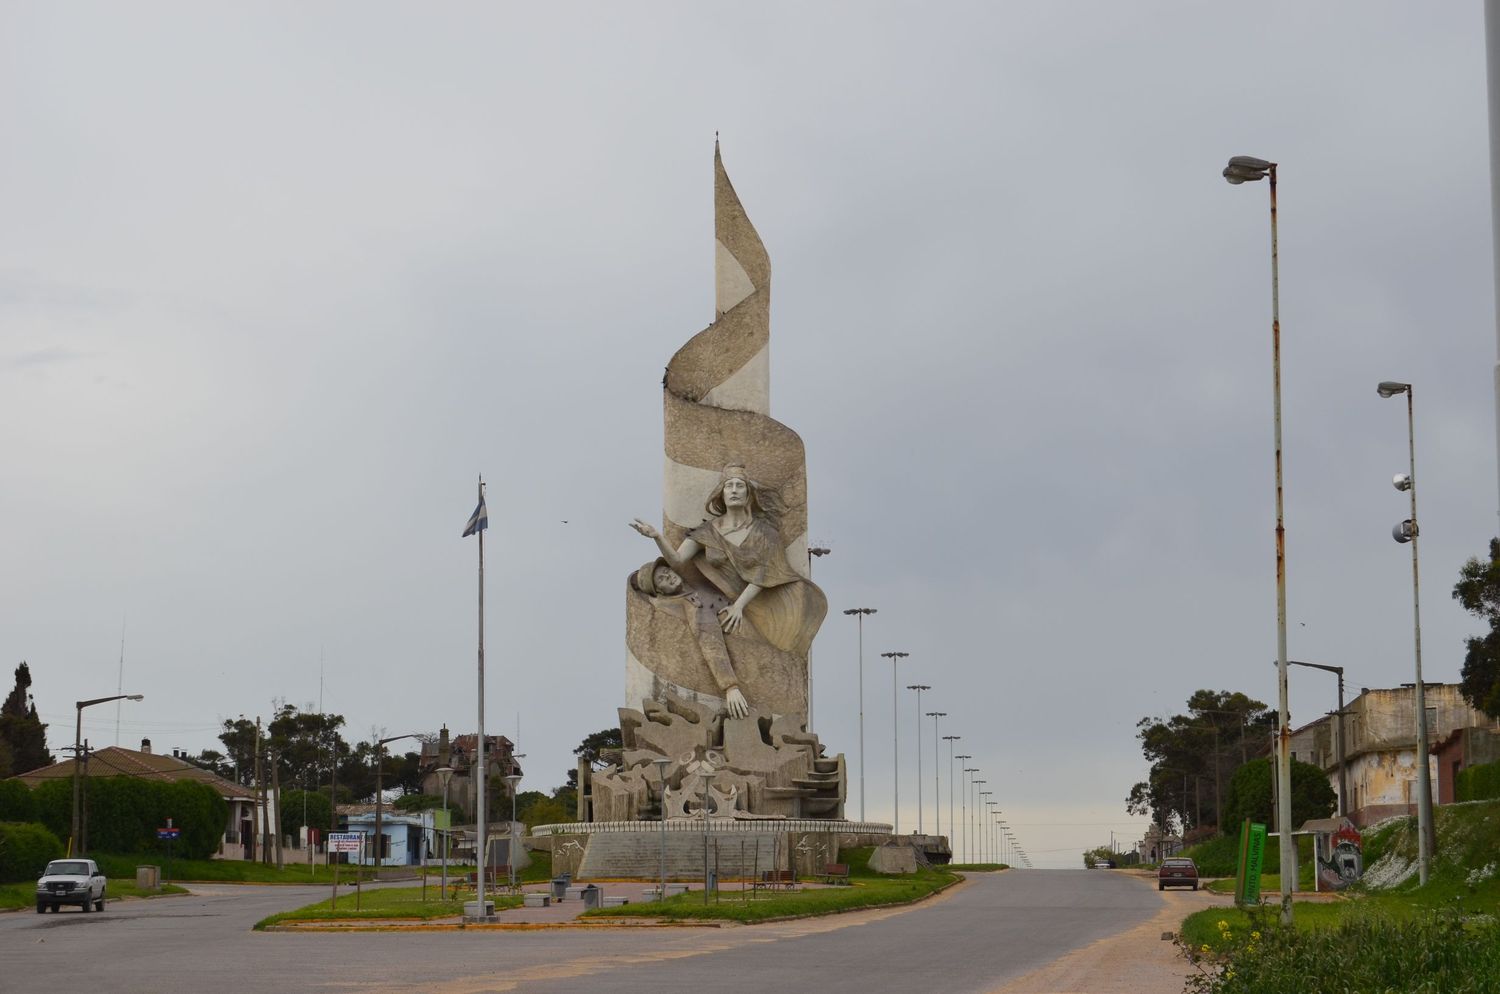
[0,821,64,883]
[31,777,228,859]
[1456,760,1500,803]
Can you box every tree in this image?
[0,662,53,775]
[568,726,623,787]
[266,704,347,790]
[1126,690,1273,833]
[1453,538,1500,718]
[217,717,258,785]
[1220,756,1336,832]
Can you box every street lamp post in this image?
[1378,380,1435,884]
[979,791,993,862]
[971,779,986,864]
[701,770,716,906]
[806,546,830,729]
[653,757,671,900]
[880,651,910,833]
[373,734,420,879]
[1224,152,1296,925]
[1282,660,1348,818]
[927,712,946,840]
[955,757,972,862]
[843,609,877,822]
[503,773,522,890]
[435,766,454,897]
[907,685,930,834]
[944,737,960,855]
[72,693,143,854]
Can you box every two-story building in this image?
[1287,683,1499,826]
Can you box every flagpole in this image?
[476,476,488,916]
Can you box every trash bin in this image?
[550,875,571,900]
[581,884,602,910]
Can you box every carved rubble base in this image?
[587,695,845,823]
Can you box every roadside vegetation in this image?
[581,847,957,923]
[0,877,188,911]
[1179,799,1500,993]
[948,862,1007,872]
[253,885,524,929]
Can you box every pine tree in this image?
[0,662,54,774]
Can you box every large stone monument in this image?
[543,147,888,879]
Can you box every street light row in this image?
[841,609,1030,868]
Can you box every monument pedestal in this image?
[462,900,496,922]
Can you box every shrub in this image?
[0,780,35,822]
[1456,760,1500,803]
[0,821,64,882]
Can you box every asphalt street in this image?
[0,870,1168,994]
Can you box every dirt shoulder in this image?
[985,876,1230,994]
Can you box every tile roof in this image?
[11,746,257,801]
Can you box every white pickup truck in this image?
[36,858,107,913]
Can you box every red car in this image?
[1158,857,1199,891]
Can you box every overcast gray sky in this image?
[3,2,1496,867]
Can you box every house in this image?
[1433,725,1500,803]
[1287,684,1499,827]
[11,738,276,860]
[336,805,433,867]
[416,726,523,819]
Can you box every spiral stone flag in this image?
[585,146,844,827]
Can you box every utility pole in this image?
[256,717,269,864]
[271,744,284,869]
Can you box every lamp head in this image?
[1393,519,1416,544]
[127,694,144,701]
[1223,155,1274,184]
[1393,473,1412,492]
[1377,381,1410,398]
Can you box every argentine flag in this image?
[462,496,488,537]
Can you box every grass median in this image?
[1,878,188,911]
[253,885,525,929]
[580,848,959,924]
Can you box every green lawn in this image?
[90,852,380,885]
[582,848,958,923]
[1,878,188,911]
[253,885,524,929]
[949,863,1008,872]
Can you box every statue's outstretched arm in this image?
[628,519,700,573]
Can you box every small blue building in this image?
[341,810,434,867]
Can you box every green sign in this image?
[1235,820,1267,906]
[433,809,451,830]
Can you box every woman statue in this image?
[630,463,825,667]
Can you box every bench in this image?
[523,893,550,908]
[821,863,850,885]
[755,870,799,893]
[602,895,629,907]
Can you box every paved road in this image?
[0,871,1173,994]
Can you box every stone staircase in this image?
[577,829,785,880]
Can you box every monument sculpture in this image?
[580,146,847,826]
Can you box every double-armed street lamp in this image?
[73,693,144,853]
[373,733,421,876]
[927,712,947,838]
[503,772,523,889]
[971,779,987,863]
[978,791,993,861]
[1223,152,1296,925]
[956,758,973,861]
[907,684,931,833]
[843,608,877,821]
[1377,379,1435,884]
[880,651,910,833]
[943,737,961,854]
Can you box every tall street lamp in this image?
[843,608,877,821]
[73,693,143,853]
[978,791,993,862]
[960,767,984,863]
[907,685,930,834]
[653,757,671,900]
[928,712,947,840]
[1378,379,1435,884]
[435,765,454,896]
[971,778,986,865]
[944,738,961,856]
[1281,660,1349,818]
[1224,152,1296,925]
[806,546,830,729]
[373,733,420,877]
[880,651,910,832]
[503,772,522,889]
